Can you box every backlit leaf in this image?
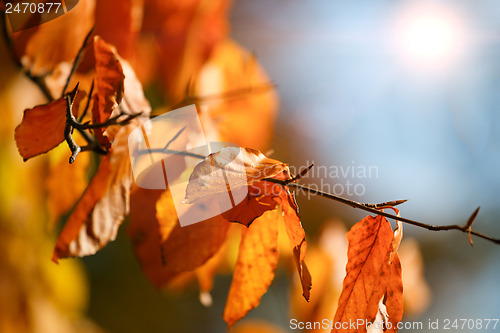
[185,147,288,204]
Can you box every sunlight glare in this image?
[395,5,466,72]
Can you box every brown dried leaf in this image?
[385,253,403,333]
[223,209,280,328]
[398,239,431,317]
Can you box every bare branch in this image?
[64,85,81,163]
[264,178,500,245]
[61,25,95,97]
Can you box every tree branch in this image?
[263,177,499,245]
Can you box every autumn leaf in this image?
[91,36,125,147]
[279,190,312,301]
[12,0,96,76]
[128,187,229,288]
[195,39,279,151]
[14,84,84,161]
[221,179,282,227]
[223,209,280,328]
[398,239,431,317]
[332,215,403,333]
[94,0,143,61]
[185,147,288,204]
[52,122,134,262]
[186,147,311,307]
[333,215,393,333]
[46,134,91,226]
[141,0,230,101]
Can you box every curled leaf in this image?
[91,36,125,146]
[279,191,311,301]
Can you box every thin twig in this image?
[164,126,187,150]
[64,85,81,163]
[263,178,500,245]
[75,112,141,130]
[164,83,276,112]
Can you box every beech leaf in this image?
[279,190,312,301]
[185,147,288,204]
[223,209,280,328]
[92,36,125,146]
[15,85,84,161]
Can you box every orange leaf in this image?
[14,85,84,161]
[279,190,312,301]
[398,239,431,317]
[222,180,281,227]
[196,39,279,150]
[142,0,230,101]
[332,215,394,333]
[185,147,288,204]
[128,187,229,288]
[223,209,280,328]
[52,123,134,262]
[385,253,403,333]
[46,136,91,227]
[94,0,143,61]
[12,0,95,76]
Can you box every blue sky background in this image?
[231,0,500,331]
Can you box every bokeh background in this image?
[232,0,500,331]
[1,0,499,332]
